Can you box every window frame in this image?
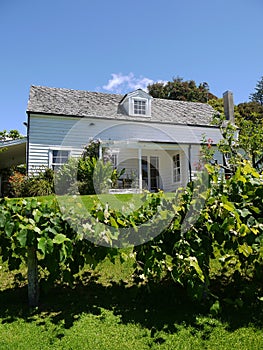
[109,152,118,169]
[172,153,181,183]
[131,97,149,116]
[133,99,147,115]
[49,149,71,171]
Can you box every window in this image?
[119,90,152,116]
[50,150,70,170]
[109,153,118,168]
[134,99,146,115]
[173,154,181,183]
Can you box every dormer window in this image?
[134,99,146,115]
[119,89,152,117]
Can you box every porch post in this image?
[188,144,192,182]
[184,145,190,187]
[138,147,142,192]
[99,143,103,160]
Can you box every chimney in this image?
[223,90,234,123]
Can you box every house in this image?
[1,85,233,195]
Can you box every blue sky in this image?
[0,0,262,134]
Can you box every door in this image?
[150,156,159,191]
[141,156,159,191]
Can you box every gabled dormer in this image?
[119,89,152,117]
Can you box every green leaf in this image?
[37,237,53,256]
[16,229,28,247]
[239,224,249,236]
[60,241,73,261]
[250,206,261,214]
[238,243,253,257]
[110,216,118,228]
[251,227,259,235]
[5,221,14,237]
[210,300,221,316]
[117,218,126,226]
[53,233,69,244]
[238,208,250,218]
[0,212,6,227]
[187,256,205,282]
[223,202,235,212]
[33,209,42,223]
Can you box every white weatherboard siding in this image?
[29,114,222,147]
[28,114,223,188]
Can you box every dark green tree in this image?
[147,76,217,102]
[250,76,263,105]
[236,101,263,122]
[0,129,23,141]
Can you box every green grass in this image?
[1,256,263,349]
[77,193,146,212]
[35,192,149,214]
[37,191,176,212]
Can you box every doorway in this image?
[141,156,160,191]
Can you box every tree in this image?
[237,118,263,170]
[147,76,217,102]
[250,76,263,105]
[0,129,24,155]
[208,97,263,171]
[0,129,23,141]
[236,101,263,122]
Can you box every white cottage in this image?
[1,85,230,195]
[25,85,227,192]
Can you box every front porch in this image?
[0,138,27,196]
[100,140,193,193]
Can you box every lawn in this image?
[1,254,263,350]
[39,191,176,213]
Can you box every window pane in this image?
[134,100,146,115]
[52,150,69,170]
[110,154,117,168]
[173,153,180,183]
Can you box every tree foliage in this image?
[147,76,217,102]
[208,97,263,172]
[0,129,24,141]
[236,101,263,122]
[0,129,24,155]
[250,76,263,105]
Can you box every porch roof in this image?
[0,138,27,169]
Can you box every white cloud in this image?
[102,73,154,94]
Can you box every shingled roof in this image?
[27,85,217,126]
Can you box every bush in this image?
[54,157,79,195]
[8,171,26,197]
[22,168,55,197]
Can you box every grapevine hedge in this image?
[0,162,263,308]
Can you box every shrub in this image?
[22,168,55,197]
[54,157,79,195]
[8,171,26,197]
